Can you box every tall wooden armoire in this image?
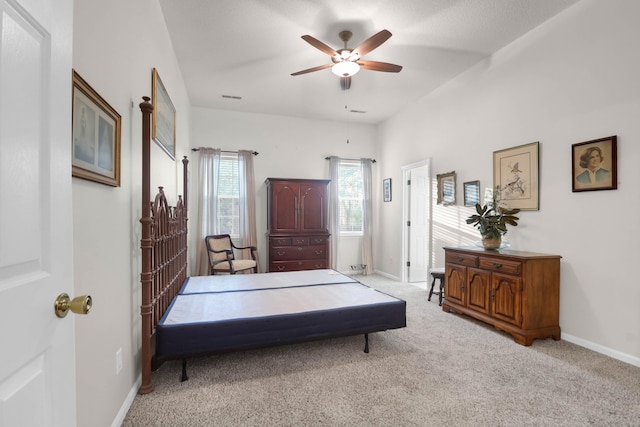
[265,178,330,272]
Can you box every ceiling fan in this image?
[291,29,402,90]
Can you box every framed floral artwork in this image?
[493,142,539,210]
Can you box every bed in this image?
[137,97,406,394]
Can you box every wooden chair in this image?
[204,234,258,275]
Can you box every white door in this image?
[0,0,76,426]
[405,162,431,282]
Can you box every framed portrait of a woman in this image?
[572,136,617,192]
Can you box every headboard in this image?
[138,96,189,394]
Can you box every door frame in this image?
[401,158,431,283]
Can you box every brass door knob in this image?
[54,293,92,318]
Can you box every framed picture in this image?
[436,171,456,205]
[463,180,480,206]
[383,178,392,202]
[493,141,539,210]
[572,136,617,192]
[72,70,121,187]
[152,68,176,160]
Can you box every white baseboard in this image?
[373,270,401,281]
[561,333,640,368]
[111,375,141,427]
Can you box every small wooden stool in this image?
[428,267,445,306]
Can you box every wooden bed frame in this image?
[137,97,406,395]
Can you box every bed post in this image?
[182,156,189,211]
[139,96,154,395]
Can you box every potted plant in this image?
[466,187,520,249]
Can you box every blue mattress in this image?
[156,270,406,359]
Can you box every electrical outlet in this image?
[116,348,123,374]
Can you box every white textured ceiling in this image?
[159,0,580,124]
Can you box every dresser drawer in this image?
[308,236,327,245]
[270,245,327,261]
[291,236,309,246]
[445,251,478,267]
[269,259,327,272]
[270,237,291,246]
[479,257,521,275]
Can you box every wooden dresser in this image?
[266,178,330,272]
[443,246,561,346]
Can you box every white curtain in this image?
[328,156,374,273]
[238,150,260,272]
[361,158,374,275]
[328,156,341,269]
[195,148,221,276]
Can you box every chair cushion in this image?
[208,236,233,262]
[213,259,257,271]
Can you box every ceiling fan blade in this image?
[350,29,392,58]
[357,60,403,73]
[291,63,333,76]
[301,35,338,57]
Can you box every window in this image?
[216,153,239,237]
[338,161,364,235]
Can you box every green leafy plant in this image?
[466,187,520,239]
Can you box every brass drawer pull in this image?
[277,251,286,256]
[493,262,503,268]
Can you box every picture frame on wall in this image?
[572,136,617,192]
[71,70,121,187]
[383,178,392,202]
[436,171,456,205]
[463,180,480,206]
[493,141,539,210]
[152,68,176,160]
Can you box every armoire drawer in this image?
[270,237,291,246]
[269,259,327,272]
[270,245,327,261]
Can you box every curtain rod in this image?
[325,156,376,163]
[191,148,259,156]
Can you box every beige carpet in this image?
[123,274,640,426]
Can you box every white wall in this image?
[190,108,378,273]
[72,0,190,425]
[376,0,640,364]
[69,1,640,425]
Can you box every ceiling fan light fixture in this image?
[332,61,360,77]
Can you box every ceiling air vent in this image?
[221,95,242,100]
[350,109,366,114]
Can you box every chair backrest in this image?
[205,234,234,263]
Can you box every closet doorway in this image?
[402,159,431,282]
